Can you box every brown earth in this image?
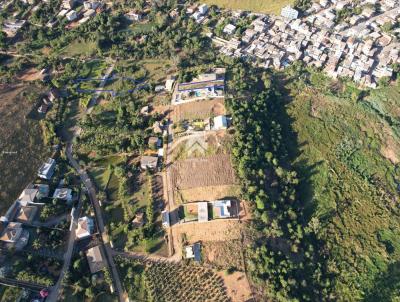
[153,99,226,122]
[18,68,43,81]
[218,271,254,302]
[170,154,238,190]
[172,99,226,121]
[178,184,241,203]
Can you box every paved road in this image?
[47,191,84,302]
[61,61,126,302]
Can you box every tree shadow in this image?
[364,261,400,302]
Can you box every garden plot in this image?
[170,154,238,190]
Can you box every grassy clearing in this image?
[288,82,400,299]
[202,0,293,15]
[129,22,156,35]
[90,167,112,191]
[59,39,97,57]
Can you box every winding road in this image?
[47,62,126,302]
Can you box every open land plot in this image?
[288,84,400,298]
[170,131,232,163]
[172,99,226,122]
[201,0,294,15]
[202,239,245,271]
[171,219,244,259]
[178,185,241,203]
[0,84,50,214]
[217,271,253,302]
[170,154,238,190]
[58,39,97,57]
[17,67,44,81]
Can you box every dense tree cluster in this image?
[226,62,332,301]
[77,95,149,155]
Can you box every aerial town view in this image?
[0,0,399,301]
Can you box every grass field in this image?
[287,78,400,300]
[59,39,97,57]
[202,0,293,15]
[0,84,50,214]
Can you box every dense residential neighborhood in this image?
[205,0,400,87]
[0,0,400,301]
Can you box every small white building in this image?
[76,217,94,239]
[66,10,78,21]
[281,5,299,20]
[165,77,175,92]
[162,210,170,227]
[38,158,56,180]
[198,202,208,223]
[223,24,236,35]
[125,11,142,22]
[198,4,208,15]
[213,115,228,130]
[53,188,73,202]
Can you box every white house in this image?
[38,158,56,180]
[281,5,299,20]
[198,4,208,15]
[76,217,94,239]
[53,188,73,202]
[223,24,236,35]
[213,115,228,130]
[66,10,78,21]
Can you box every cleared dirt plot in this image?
[172,220,243,254]
[171,131,232,162]
[178,184,241,203]
[172,99,226,122]
[0,84,49,214]
[18,67,44,81]
[203,240,245,271]
[217,271,254,302]
[170,154,238,190]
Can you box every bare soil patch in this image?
[170,154,238,190]
[171,219,244,259]
[203,240,245,271]
[18,68,43,81]
[172,99,226,121]
[217,271,253,302]
[178,184,241,203]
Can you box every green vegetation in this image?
[115,257,229,302]
[60,252,116,301]
[284,64,400,300]
[59,39,98,57]
[0,252,62,286]
[226,61,329,301]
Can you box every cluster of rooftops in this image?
[191,0,399,88]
